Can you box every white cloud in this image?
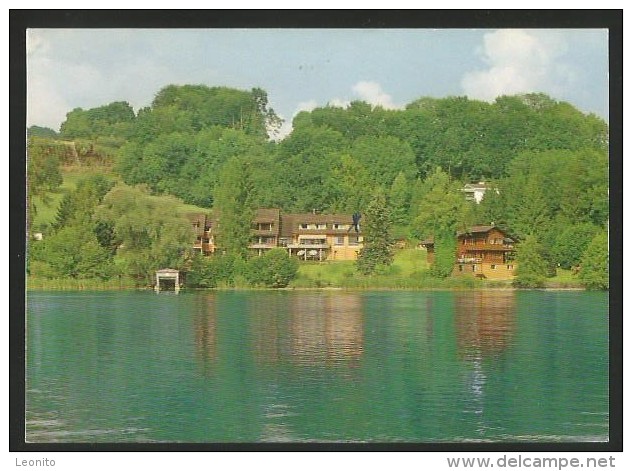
[327,98,351,108]
[461,29,575,102]
[351,81,399,109]
[276,82,400,139]
[274,99,320,140]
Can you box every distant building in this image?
[421,225,517,280]
[462,182,493,204]
[187,213,215,255]
[186,208,363,261]
[281,212,363,261]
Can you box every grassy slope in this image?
[31,166,117,229]
[31,165,211,230]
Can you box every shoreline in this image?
[25,283,589,292]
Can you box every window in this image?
[349,236,359,246]
[335,236,344,246]
[257,223,272,231]
[333,223,349,230]
[458,265,463,272]
[507,265,513,270]
[491,264,496,270]
[316,223,326,230]
[472,265,476,272]
[299,223,308,229]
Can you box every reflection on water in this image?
[290,294,363,366]
[455,291,516,361]
[248,293,364,367]
[193,294,217,375]
[454,291,517,437]
[26,290,609,443]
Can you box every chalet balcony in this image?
[287,242,330,249]
[249,243,277,249]
[457,257,482,264]
[462,243,514,251]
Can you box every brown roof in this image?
[279,212,360,237]
[253,208,280,223]
[457,225,502,236]
[284,212,355,224]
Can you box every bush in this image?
[512,275,546,288]
[245,248,299,288]
[186,253,245,288]
[579,231,609,290]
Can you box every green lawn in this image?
[30,165,211,232]
[544,268,583,288]
[31,166,119,231]
[288,248,469,289]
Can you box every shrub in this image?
[246,248,299,288]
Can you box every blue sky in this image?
[27,28,609,138]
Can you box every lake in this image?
[25,290,609,443]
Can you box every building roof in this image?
[459,225,497,235]
[253,208,280,223]
[279,212,360,237]
[463,182,489,191]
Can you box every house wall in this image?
[328,234,362,261]
[291,233,362,261]
[453,262,516,280]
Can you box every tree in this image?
[579,231,609,290]
[212,157,255,258]
[552,223,600,270]
[356,187,394,275]
[28,125,58,138]
[246,248,299,287]
[388,171,412,227]
[52,174,114,231]
[414,167,473,238]
[329,154,373,213]
[27,137,64,232]
[350,135,417,188]
[60,101,135,139]
[96,185,194,284]
[430,232,457,278]
[513,235,548,288]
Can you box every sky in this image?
[26,28,609,138]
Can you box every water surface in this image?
[26,290,609,443]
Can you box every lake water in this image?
[25,290,609,443]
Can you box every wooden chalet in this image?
[421,225,517,280]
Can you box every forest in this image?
[26,84,609,289]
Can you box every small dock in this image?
[155,268,181,293]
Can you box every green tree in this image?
[96,185,194,284]
[246,248,299,287]
[430,231,457,278]
[356,187,394,275]
[27,137,64,232]
[388,171,412,227]
[513,235,548,288]
[579,231,609,290]
[28,125,58,138]
[414,168,473,237]
[212,157,255,258]
[276,125,346,212]
[60,101,135,139]
[329,154,373,213]
[552,223,600,270]
[350,135,417,187]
